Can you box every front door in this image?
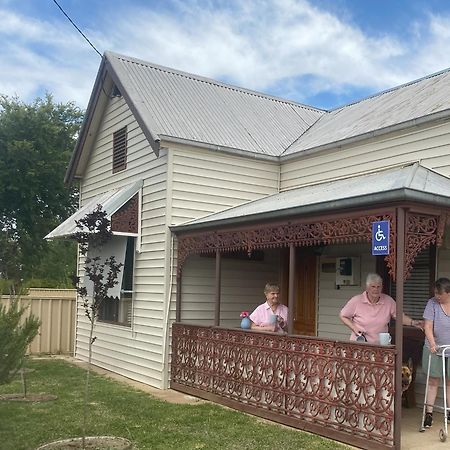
[293,249,317,336]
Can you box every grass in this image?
[0,357,350,450]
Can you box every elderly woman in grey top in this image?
[421,277,450,428]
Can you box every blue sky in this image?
[2,0,450,110]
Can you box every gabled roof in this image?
[283,68,450,157]
[106,52,324,158]
[67,52,450,184]
[65,52,324,184]
[171,163,450,232]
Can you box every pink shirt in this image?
[250,301,289,334]
[340,291,396,344]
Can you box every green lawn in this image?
[0,358,349,450]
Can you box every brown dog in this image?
[402,358,414,407]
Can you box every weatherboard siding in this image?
[170,145,279,225]
[317,245,375,342]
[281,120,450,190]
[76,96,169,388]
[180,251,281,328]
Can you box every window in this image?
[117,236,135,325]
[112,127,127,173]
[390,246,434,320]
[86,235,135,326]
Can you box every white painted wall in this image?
[76,95,169,388]
[180,250,281,328]
[170,145,279,225]
[281,120,450,191]
[317,244,376,341]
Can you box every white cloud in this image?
[0,0,450,109]
[106,0,409,100]
[0,8,101,105]
[411,14,450,76]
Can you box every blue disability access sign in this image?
[372,220,390,256]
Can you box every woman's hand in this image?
[276,315,286,329]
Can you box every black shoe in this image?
[424,412,433,428]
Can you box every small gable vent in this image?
[113,126,127,173]
[111,85,122,97]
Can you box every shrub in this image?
[0,298,40,384]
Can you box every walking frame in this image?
[419,344,450,442]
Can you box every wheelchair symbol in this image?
[375,225,386,242]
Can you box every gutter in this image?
[159,135,280,162]
[170,187,450,234]
[281,108,450,162]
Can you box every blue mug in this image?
[268,314,278,324]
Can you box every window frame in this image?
[97,235,136,327]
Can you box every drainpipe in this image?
[288,244,295,334]
[394,207,406,449]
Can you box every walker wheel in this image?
[439,429,447,442]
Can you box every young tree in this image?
[0,94,83,289]
[0,298,40,386]
[72,205,123,447]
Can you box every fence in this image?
[1,288,76,355]
[171,323,396,450]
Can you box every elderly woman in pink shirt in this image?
[249,283,288,333]
[339,273,421,344]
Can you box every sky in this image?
[2,0,450,110]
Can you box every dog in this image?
[401,358,414,407]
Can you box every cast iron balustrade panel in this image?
[171,324,395,449]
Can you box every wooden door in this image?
[293,249,317,336]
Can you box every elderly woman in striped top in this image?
[422,277,450,428]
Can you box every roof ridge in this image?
[105,51,325,114]
[331,66,450,112]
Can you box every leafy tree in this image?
[0,94,83,289]
[0,297,41,386]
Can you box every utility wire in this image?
[52,0,102,58]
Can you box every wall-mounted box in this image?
[336,257,360,286]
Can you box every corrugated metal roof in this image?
[171,163,450,232]
[66,53,450,185]
[106,52,324,157]
[45,180,143,239]
[284,69,450,156]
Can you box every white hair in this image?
[366,273,382,286]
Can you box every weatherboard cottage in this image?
[47,51,450,449]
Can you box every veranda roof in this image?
[171,163,450,233]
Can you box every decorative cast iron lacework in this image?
[177,213,396,273]
[404,212,446,279]
[177,210,449,280]
[171,324,395,449]
[111,194,139,234]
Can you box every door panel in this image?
[293,249,317,336]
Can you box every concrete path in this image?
[62,355,205,405]
[402,407,449,449]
